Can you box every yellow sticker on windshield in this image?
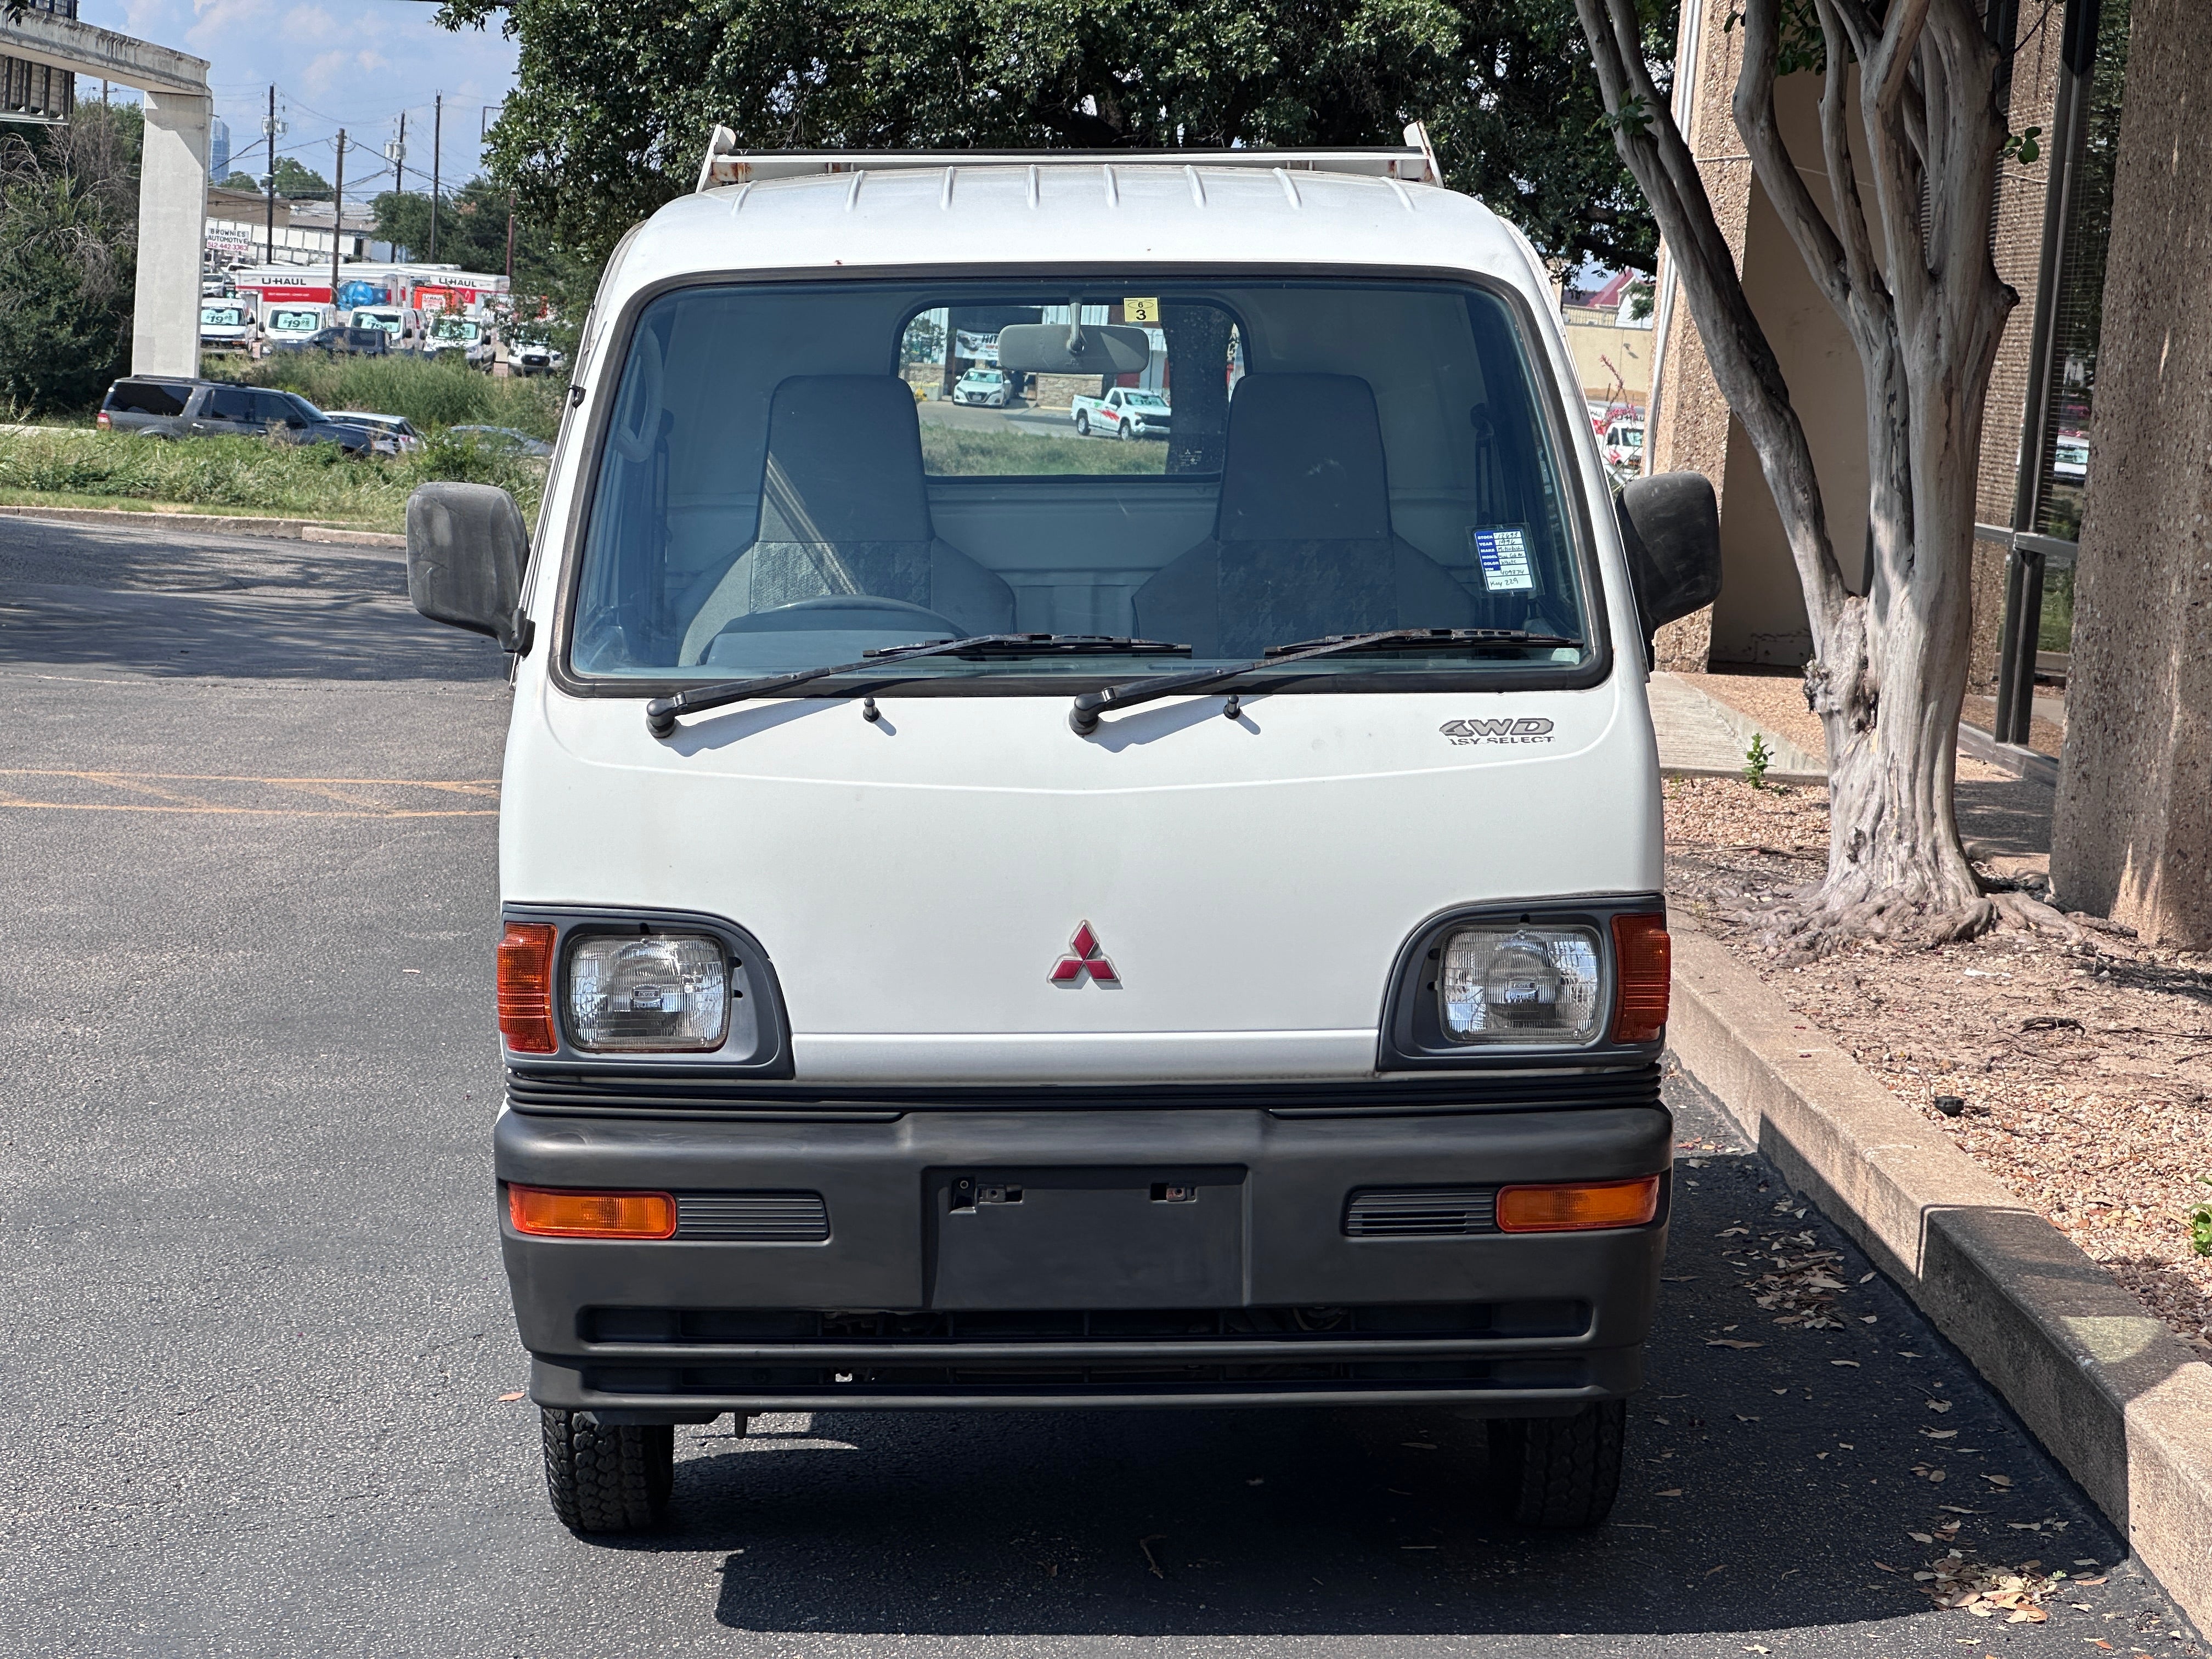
[1122,297,1160,323]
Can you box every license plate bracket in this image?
[926,1166,1246,1310]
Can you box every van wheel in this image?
[540,1408,673,1534]
[1487,1399,1625,1528]
[1075,413,1090,436]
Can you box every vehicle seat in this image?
[1131,374,1478,656]
[679,375,1015,662]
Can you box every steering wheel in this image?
[720,595,966,637]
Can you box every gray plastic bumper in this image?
[495,1096,1672,1414]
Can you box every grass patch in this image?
[0,427,543,532]
[205,352,563,442]
[918,420,1165,476]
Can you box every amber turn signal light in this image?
[507,1184,677,1239]
[1496,1174,1661,1233]
[1610,912,1671,1043]
[498,922,558,1053]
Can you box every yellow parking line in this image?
[0,797,495,818]
[0,769,499,790]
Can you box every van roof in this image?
[618,150,1541,302]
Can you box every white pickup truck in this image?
[1071,384,1171,441]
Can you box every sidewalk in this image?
[1648,670,1824,783]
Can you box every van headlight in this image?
[1438,924,1602,1044]
[567,933,729,1051]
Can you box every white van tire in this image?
[1486,1399,1625,1528]
[540,1408,673,1533]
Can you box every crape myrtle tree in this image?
[436,0,1673,272]
[1573,0,2069,948]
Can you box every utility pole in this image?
[329,129,345,303]
[430,93,441,262]
[505,191,515,284]
[385,113,407,256]
[262,87,283,267]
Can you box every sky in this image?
[78,0,519,200]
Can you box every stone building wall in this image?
[2049,0,2212,947]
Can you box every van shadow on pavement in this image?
[0,516,507,680]
[563,1075,2156,1647]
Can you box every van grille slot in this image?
[1344,1186,1498,1237]
[675,1192,830,1242]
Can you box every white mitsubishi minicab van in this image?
[406,129,1722,1538]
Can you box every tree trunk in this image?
[1802,334,1989,937]
[1576,0,2024,949]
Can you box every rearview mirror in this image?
[994,321,1152,376]
[407,482,532,653]
[1616,471,1722,652]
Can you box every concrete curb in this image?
[0,503,403,548]
[1669,930,2212,1625]
[1661,760,1829,788]
[1958,720,2061,787]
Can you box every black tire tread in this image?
[540,1408,673,1534]
[1488,1398,1626,1528]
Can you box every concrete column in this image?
[131,87,211,379]
[2049,0,2212,947]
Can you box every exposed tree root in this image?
[1727,881,2086,959]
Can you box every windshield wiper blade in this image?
[646,634,1189,739]
[872,634,1192,659]
[1068,628,1584,736]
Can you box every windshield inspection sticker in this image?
[1471,525,1535,592]
[1122,297,1161,322]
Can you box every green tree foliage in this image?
[270,156,331,199]
[0,103,142,414]
[369,176,558,286]
[437,0,1671,271]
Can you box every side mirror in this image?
[407,482,533,653]
[1616,470,1723,648]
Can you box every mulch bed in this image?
[1666,775,2212,1353]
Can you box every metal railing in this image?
[1977,523,2078,746]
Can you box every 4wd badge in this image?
[1440,716,1556,746]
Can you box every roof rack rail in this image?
[693,121,1442,193]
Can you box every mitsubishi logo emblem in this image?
[1049,922,1119,986]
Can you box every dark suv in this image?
[97,379,390,455]
[264,325,391,359]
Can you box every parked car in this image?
[1071,384,1171,439]
[96,377,393,454]
[264,326,391,359]
[448,424,553,458]
[511,338,566,377]
[323,410,423,453]
[258,303,335,357]
[1601,419,1645,478]
[403,137,1725,1539]
[422,313,493,368]
[349,305,424,350]
[2051,430,2089,482]
[951,366,1010,407]
[199,300,259,356]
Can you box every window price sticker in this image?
[1122,297,1160,322]
[1471,525,1535,591]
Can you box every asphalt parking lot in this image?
[0,513,2194,1657]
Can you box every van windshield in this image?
[569,277,1595,687]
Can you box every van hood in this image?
[501,675,1663,1084]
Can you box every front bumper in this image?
[496,1086,1671,1415]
